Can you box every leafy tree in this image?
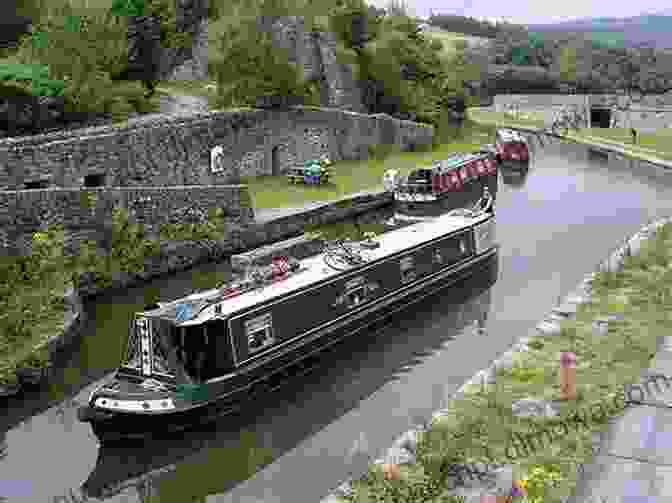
[557,45,578,92]
[211,19,306,108]
[11,0,155,120]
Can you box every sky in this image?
[365,0,672,25]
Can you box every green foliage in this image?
[211,20,308,108]
[159,208,228,242]
[144,0,194,50]
[10,0,159,119]
[111,0,146,17]
[0,63,65,97]
[558,45,579,87]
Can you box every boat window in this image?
[245,313,275,355]
[400,256,416,283]
[408,170,431,182]
[151,324,173,377]
[168,325,213,382]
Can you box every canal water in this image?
[4,137,672,503]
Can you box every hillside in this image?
[526,13,672,49]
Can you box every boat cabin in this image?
[118,211,497,388]
[396,152,497,198]
[495,129,529,161]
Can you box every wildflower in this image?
[510,479,528,498]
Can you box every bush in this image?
[10,0,157,121]
[211,20,308,109]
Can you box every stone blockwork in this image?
[0,106,433,190]
[0,185,254,255]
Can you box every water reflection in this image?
[500,165,530,189]
[75,256,497,503]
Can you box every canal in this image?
[4,137,672,503]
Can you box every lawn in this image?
[242,122,496,210]
[342,222,672,503]
[468,107,547,129]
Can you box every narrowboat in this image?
[80,267,498,500]
[389,151,498,222]
[495,129,530,168]
[78,198,499,443]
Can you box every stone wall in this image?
[0,185,253,255]
[0,106,433,190]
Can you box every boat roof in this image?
[496,129,527,142]
[411,152,490,175]
[140,211,492,325]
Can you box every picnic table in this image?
[287,158,332,185]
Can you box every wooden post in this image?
[559,351,577,400]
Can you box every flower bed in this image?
[335,219,672,503]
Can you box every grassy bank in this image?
[245,121,496,209]
[340,223,672,502]
[468,107,672,162]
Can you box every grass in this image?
[243,122,496,210]
[423,28,491,57]
[468,107,672,162]
[467,107,547,129]
[341,222,672,503]
[0,267,73,386]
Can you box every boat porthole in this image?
[101,399,107,405]
[142,402,150,409]
[113,402,119,407]
[161,401,169,408]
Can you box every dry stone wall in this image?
[0,185,253,256]
[0,106,433,190]
[0,106,432,254]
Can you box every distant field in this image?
[422,27,492,56]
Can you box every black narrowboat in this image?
[495,129,530,169]
[389,151,498,222]
[78,200,498,443]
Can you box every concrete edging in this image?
[318,215,672,503]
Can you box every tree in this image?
[212,19,306,108]
[557,45,578,92]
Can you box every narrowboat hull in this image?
[394,171,498,219]
[495,129,530,169]
[497,157,529,171]
[79,244,499,444]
